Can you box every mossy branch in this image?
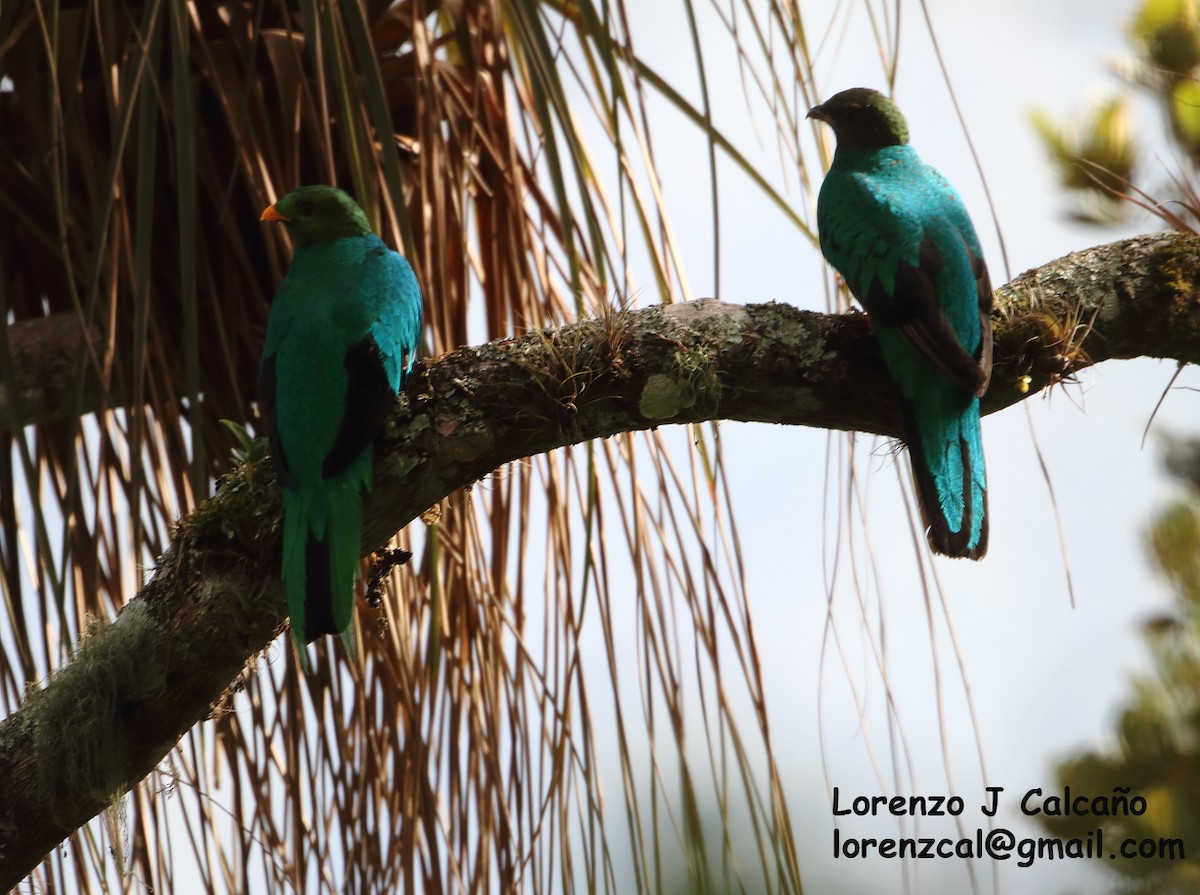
[1,231,1199,887]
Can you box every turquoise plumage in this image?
[809,88,993,558]
[260,185,423,661]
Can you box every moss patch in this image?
[31,603,167,819]
[640,373,695,419]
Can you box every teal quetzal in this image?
[260,185,423,661]
[808,88,993,558]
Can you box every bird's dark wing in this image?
[321,334,394,480]
[861,236,991,397]
[970,249,994,397]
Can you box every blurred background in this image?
[1,0,1198,892]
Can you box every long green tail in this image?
[281,452,371,666]
[902,390,988,559]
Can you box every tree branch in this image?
[0,314,109,430]
[1,231,1198,887]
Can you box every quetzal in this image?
[808,88,993,558]
[260,185,423,661]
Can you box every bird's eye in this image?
[297,201,314,216]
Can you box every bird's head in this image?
[807,88,910,149]
[260,185,372,246]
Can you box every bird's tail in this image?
[900,392,988,559]
[281,462,368,668]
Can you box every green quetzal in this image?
[260,185,423,661]
[808,88,993,558]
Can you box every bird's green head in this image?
[260,185,372,246]
[807,88,910,149]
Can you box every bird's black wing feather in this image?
[860,236,991,397]
[321,334,394,480]
[970,249,994,397]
